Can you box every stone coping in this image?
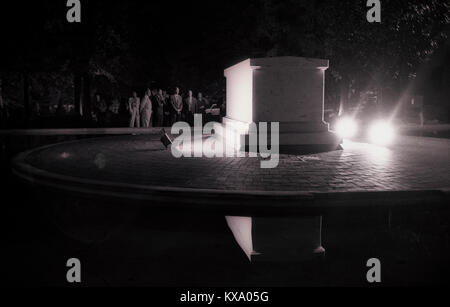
[11,135,450,216]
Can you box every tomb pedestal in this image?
[223,56,341,153]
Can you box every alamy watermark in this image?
[66,0,81,23]
[366,258,381,283]
[66,258,81,283]
[66,1,380,24]
[170,115,279,169]
[366,0,381,23]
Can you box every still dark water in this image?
[1,135,449,286]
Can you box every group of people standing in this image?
[127,87,210,128]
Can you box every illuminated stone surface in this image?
[223,56,342,152]
[14,135,450,196]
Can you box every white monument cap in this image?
[250,56,329,70]
[224,56,329,76]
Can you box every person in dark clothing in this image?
[94,93,107,127]
[154,89,165,127]
[170,87,183,124]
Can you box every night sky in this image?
[1,1,272,90]
[0,1,449,100]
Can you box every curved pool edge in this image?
[11,143,450,216]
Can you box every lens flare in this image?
[335,117,358,138]
[369,121,395,145]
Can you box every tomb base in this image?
[221,117,342,154]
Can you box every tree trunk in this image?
[82,74,91,119]
[23,73,30,127]
[74,74,83,116]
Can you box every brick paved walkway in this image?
[14,134,450,194]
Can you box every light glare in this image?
[336,118,358,138]
[369,121,395,146]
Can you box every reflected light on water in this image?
[225,216,254,261]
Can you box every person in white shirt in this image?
[128,91,140,128]
[140,88,153,128]
[184,90,197,126]
[170,87,183,124]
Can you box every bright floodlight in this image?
[369,121,395,146]
[335,117,358,138]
